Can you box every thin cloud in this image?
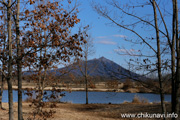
[97,40,117,45]
[112,34,127,38]
[107,51,113,54]
[114,49,139,53]
[96,36,108,39]
[96,34,127,39]
[114,48,140,56]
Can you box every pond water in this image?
[2,90,171,104]
[59,91,171,104]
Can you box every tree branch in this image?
[111,1,169,40]
[94,7,157,53]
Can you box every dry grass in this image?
[132,95,149,104]
[0,102,173,120]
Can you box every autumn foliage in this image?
[0,0,87,119]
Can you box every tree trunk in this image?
[16,0,23,119]
[38,46,43,113]
[171,0,176,116]
[7,0,14,119]
[0,74,4,109]
[85,56,88,104]
[152,0,166,119]
[175,0,180,115]
[0,8,6,109]
[38,66,42,113]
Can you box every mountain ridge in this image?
[53,56,143,81]
[24,57,143,81]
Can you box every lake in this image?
[2,90,171,104]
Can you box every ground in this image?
[0,102,173,120]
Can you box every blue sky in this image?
[71,0,174,71]
[75,0,132,67]
[19,0,173,71]
[23,0,129,66]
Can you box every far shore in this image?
[1,85,168,94]
[4,85,124,92]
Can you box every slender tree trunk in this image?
[7,0,14,119]
[16,0,23,119]
[0,74,4,109]
[38,42,43,113]
[0,8,6,110]
[38,76,42,113]
[42,32,47,104]
[152,0,166,119]
[175,0,180,115]
[39,35,47,112]
[85,55,88,104]
[172,0,176,116]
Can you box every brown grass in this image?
[0,102,173,120]
[132,95,149,104]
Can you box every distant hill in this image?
[51,57,143,81]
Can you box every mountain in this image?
[52,57,143,81]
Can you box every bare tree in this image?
[151,0,166,115]
[171,0,176,116]
[92,0,179,118]
[14,0,23,119]
[174,0,180,116]
[76,26,95,104]
[0,2,7,110]
[0,0,18,119]
[7,0,13,119]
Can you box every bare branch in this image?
[0,1,7,7]
[95,7,157,53]
[111,1,168,39]
[155,1,172,48]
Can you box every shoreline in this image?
[8,86,121,92]
[1,85,170,94]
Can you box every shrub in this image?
[132,95,149,104]
[24,96,34,102]
[132,95,141,103]
[123,79,133,90]
[88,80,96,88]
[106,80,119,89]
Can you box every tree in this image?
[20,0,86,116]
[75,26,95,104]
[15,0,23,119]
[93,0,179,118]
[151,0,166,115]
[171,0,176,116]
[7,0,14,119]
[173,0,180,116]
[0,1,7,110]
[0,1,18,119]
[0,0,86,119]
